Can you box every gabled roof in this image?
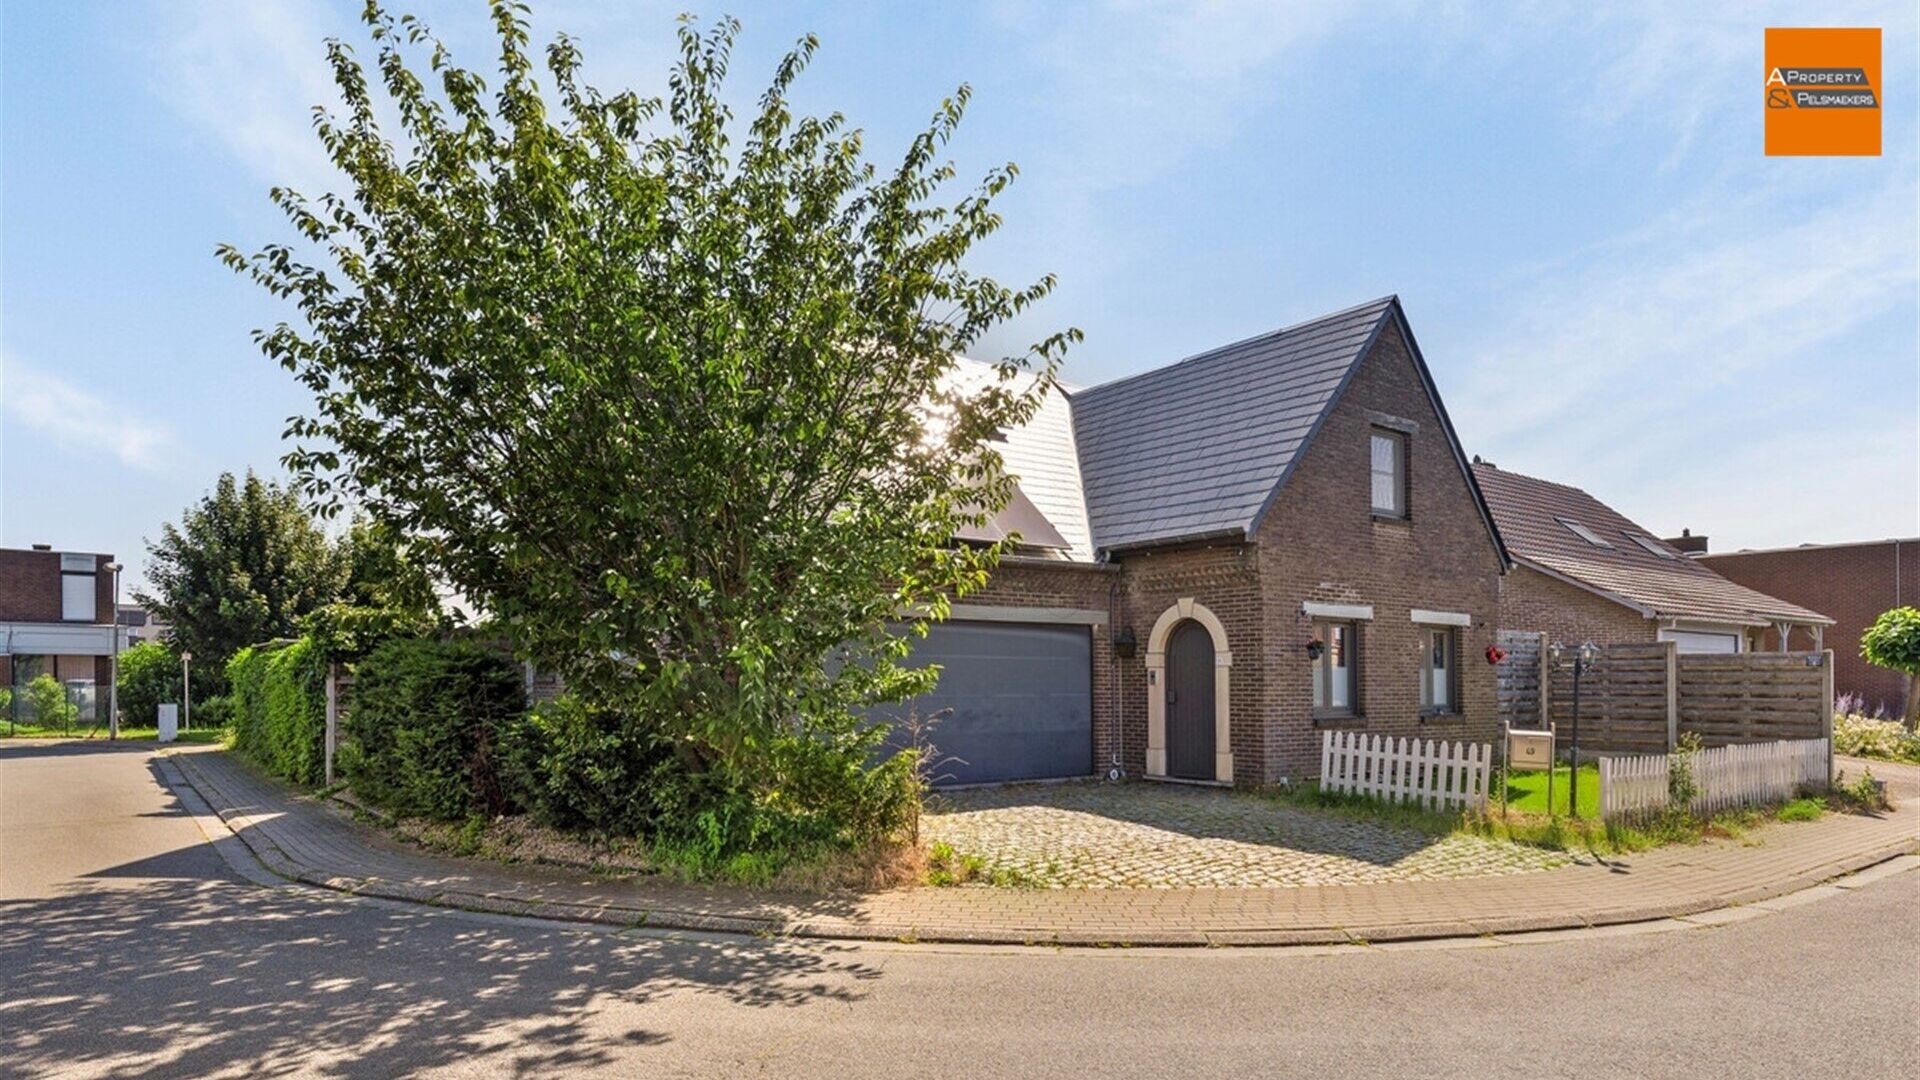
[1472,463,1833,628]
[1066,296,1505,562]
[943,358,1095,562]
[1068,298,1395,553]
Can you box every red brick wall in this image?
[1250,321,1505,783]
[1497,564,1654,649]
[1702,540,1918,716]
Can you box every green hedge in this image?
[227,639,328,785]
[342,637,525,820]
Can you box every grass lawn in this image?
[1494,764,1602,820]
[0,723,226,744]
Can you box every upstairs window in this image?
[1626,533,1678,560]
[1369,429,1407,518]
[1556,517,1612,548]
[60,554,98,621]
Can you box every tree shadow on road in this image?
[0,850,884,1077]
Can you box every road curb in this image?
[163,748,1920,950]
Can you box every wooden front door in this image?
[1165,620,1216,780]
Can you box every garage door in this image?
[876,620,1093,786]
[1659,629,1742,654]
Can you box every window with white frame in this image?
[1312,621,1358,717]
[1420,626,1458,712]
[1369,429,1406,518]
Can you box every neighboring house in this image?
[117,603,172,646]
[1470,463,1833,656]
[1696,537,1917,716]
[1,545,126,723]
[884,296,1510,787]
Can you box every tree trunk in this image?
[1905,673,1920,733]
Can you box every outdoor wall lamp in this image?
[1113,626,1137,659]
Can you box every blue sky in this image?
[3,1,1916,592]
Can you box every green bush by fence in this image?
[227,638,328,785]
[116,641,180,728]
[342,637,526,821]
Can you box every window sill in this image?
[1312,713,1366,729]
[1419,709,1464,722]
[1370,512,1411,524]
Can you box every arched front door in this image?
[1165,620,1216,780]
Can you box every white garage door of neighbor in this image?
[1659,629,1742,654]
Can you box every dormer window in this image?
[1626,533,1677,560]
[1556,517,1611,548]
[1369,428,1407,518]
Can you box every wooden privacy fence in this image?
[1549,642,1671,753]
[1494,629,1546,730]
[1597,737,1831,821]
[1495,638,1834,756]
[1320,730,1492,812]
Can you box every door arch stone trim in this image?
[1143,598,1233,783]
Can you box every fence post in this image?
[1821,649,1834,788]
[324,662,338,787]
[1536,630,1549,728]
[1664,639,1679,751]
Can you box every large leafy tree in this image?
[1861,607,1920,731]
[220,5,1073,795]
[137,471,346,682]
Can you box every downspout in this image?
[1108,572,1126,781]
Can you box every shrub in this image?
[227,639,328,784]
[342,637,526,821]
[1833,711,1920,764]
[116,642,180,728]
[501,695,674,837]
[22,674,77,731]
[193,694,235,731]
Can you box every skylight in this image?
[1626,533,1678,560]
[1556,517,1612,548]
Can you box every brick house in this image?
[1698,538,1918,716]
[884,296,1510,786]
[1469,464,1832,657]
[1,545,124,724]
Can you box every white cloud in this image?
[147,0,348,199]
[1,361,180,471]
[1449,167,1919,548]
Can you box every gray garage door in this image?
[877,620,1093,787]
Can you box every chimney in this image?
[1664,528,1708,556]
[31,543,51,551]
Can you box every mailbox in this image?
[1506,727,1554,771]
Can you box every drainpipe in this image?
[1108,573,1126,781]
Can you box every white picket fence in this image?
[1320,730,1492,812]
[1598,738,1830,821]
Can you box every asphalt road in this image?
[3,740,1916,1080]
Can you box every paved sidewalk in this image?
[169,747,1920,947]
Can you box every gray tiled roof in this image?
[1068,297,1397,553]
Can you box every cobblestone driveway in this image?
[922,781,1568,888]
